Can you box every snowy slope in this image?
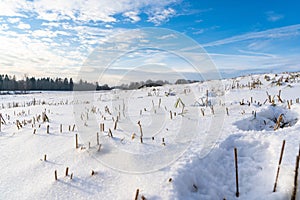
[0,72,300,200]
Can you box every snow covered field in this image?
[1,72,300,200]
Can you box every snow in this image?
[0,72,300,200]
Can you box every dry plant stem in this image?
[65,167,69,176]
[138,121,143,143]
[206,90,209,107]
[100,123,104,132]
[16,120,22,129]
[267,91,272,103]
[274,114,283,131]
[234,148,240,198]
[114,117,118,130]
[200,108,205,116]
[135,189,139,200]
[162,138,166,146]
[273,140,286,192]
[108,129,113,138]
[55,170,58,181]
[75,134,78,149]
[291,155,299,200]
[210,106,215,115]
[277,90,283,103]
[47,125,49,134]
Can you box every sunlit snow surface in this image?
[0,72,300,200]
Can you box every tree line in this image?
[0,75,74,91]
[0,74,199,92]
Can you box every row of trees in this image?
[0,75,74,91]
[0,74,199,92]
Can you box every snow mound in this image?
[235,105,298,131]
[169,133,289,200]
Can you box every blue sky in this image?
[0,0,299,83]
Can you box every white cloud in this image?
[41,22,61,28]
[0,0,183,80]
[56,30,71,36]
[123,11,141,23]
[17,22,31,29]
[105,24,113,29]
[147,8,176,25]
[0,0,178,25]
[7,17,21,24]
[193,29,204,35]
[0,0,29,17]
[157,34,177,40]
[266,11,284,22]
[191,26,218,35]
[246,40,271,51]
[210,52,300,75]
[30,29,71,38]
[0,32,84,79]
[238,49,276,58]
[31,30,56,38]
[41,38,53,43]
[37,11,61,21]
[0,0,179,26]
[203,24,300,47]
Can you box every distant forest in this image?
[0,74,199,92]
[0,74,74,91]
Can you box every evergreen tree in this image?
[69,78,74,91]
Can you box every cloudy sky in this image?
[0,0,299,83]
